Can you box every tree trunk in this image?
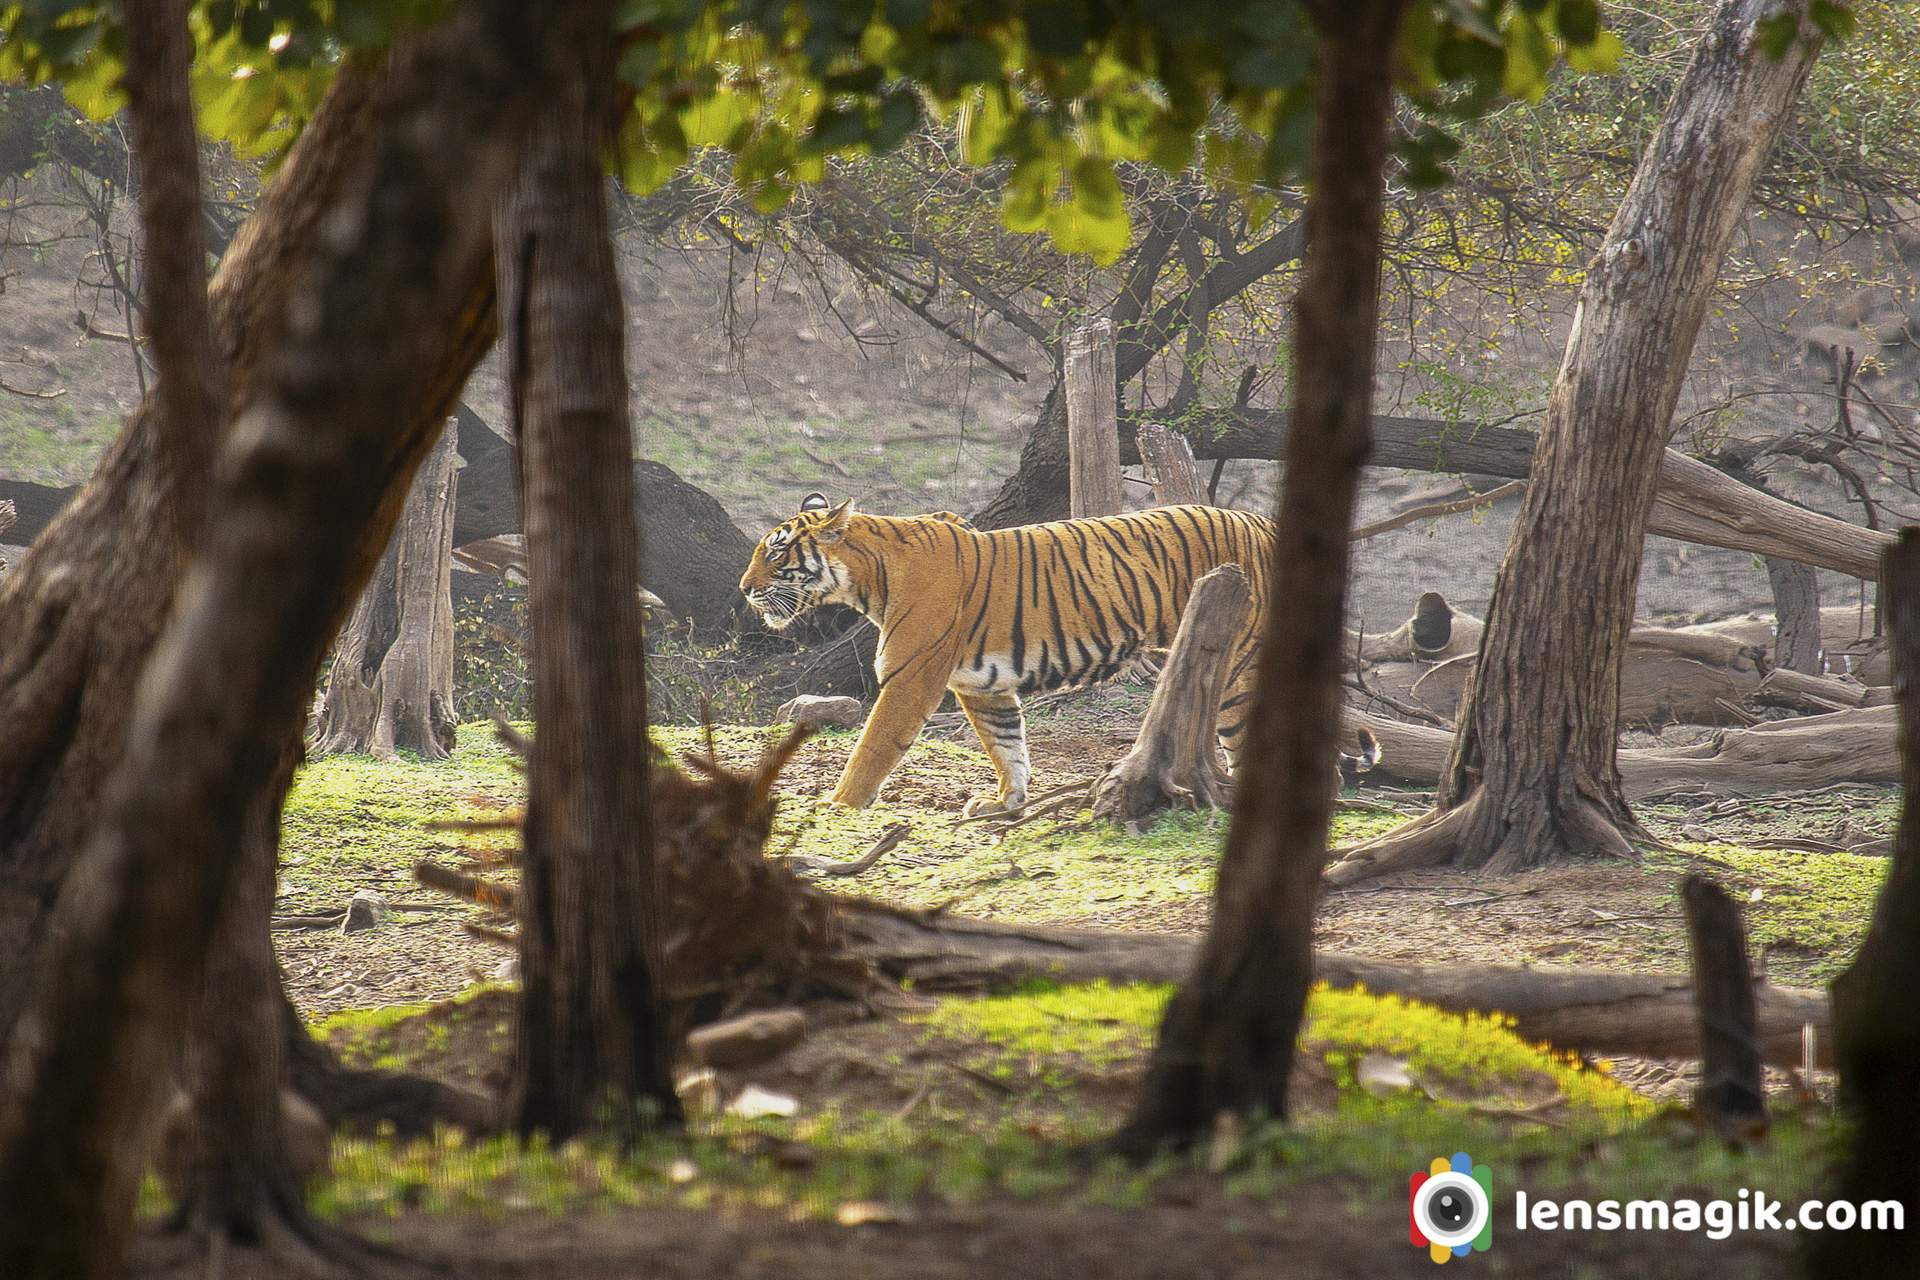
[313,420,460,759]
[1811,529,1920,1279]
[1137,423,1205,506]
[498,21,681,1142]
[1090,565,1249,830]
[1338,0,1824,880]
[0,4,569,1273]
[0,47,498,1036]
[1114,0,1405,1155]
[160,745,359,1265]
[1767,555,1823,674]
[1681,875,1766,1138]
[1064,319,1124,518]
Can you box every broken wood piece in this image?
[1682,875,1767,1138]
[685,1008,808,1069]
[1136,422,1206,506]
[1091,565,1250,827]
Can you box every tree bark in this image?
[0,3,569,1273]
[1090,565,1249,830]
[1064,319,1124,518]
[1811,529,1920,1279]
[497,19,682,1142]
[1137,423,1205,506]
[1681,875,1766,1138]
[1338,0,1824,881]
[1114,0,1405,1155]
[312,420,460,759]
[1767,555,1823,674]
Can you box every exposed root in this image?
[1322,795,1480,887]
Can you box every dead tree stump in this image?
[312,420,459,758]
[1064,319,1123,518]
[1137,423,1205,506]
[1091,565,1250,830]
[1681,874,1765,1139]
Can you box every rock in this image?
[686,1008,808,1069]
[727,1084,800,1119]
[340,890,389,934]
[775,694,865,730]
[1801,323,1870,370]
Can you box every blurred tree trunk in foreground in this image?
[498,10,682,1142]
[1814,529,1920,1279]
[313,420,460,759]
[1114,0,1406,1154]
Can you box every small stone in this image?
[775,694,865,730]
[340,890,389,934]
[686,1009,807,1070]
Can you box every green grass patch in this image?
[1648,844,1885,980]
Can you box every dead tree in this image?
[1681,875,1766,1139]
[1811,528,1920,1279]
[1137,423,1206,506]
[1091,565,1249,829]
[1767,556,1823,673]
[1114,0,1406,1155]
[312,419,460,759]
[0,4,575,1275]
[498,19,681,1142]
[1065,319,1124,518]
[1331,0,1825,880]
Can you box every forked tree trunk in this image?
[1334,0,1824,880]
[1113,0,1405,1155]
[1090,565,1249,830]
[0,4,568,1274]
[0,48,494,1035]
[1811,530,1920,1279]
[312,420,460,759]
[498,20,681,1142]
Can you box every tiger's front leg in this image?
[956,690,1029,817]
[829,669,950,807]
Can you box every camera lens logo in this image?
[1409,1152,1493,1264]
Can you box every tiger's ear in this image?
[816,498,855,543]
[798,491,831,513]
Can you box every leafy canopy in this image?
[0,0,1634,261]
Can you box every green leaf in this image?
[1809,0,1857,42]
[1563,28,1621,74]
[1554,0,1601,47]
[1501,12,1554,103]
[1000,159,1053,234]
[1757,12,1800,60]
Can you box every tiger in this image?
[738,492,1375,815]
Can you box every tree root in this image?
[1322,796,1479,886]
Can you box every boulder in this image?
[775,694,865,730]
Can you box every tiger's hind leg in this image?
[956,690,1030,817]
[1214,644,1261,776]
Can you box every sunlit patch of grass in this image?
[1646,844,1884,980]
[279,724,524,914]
[306,981,1831,1229]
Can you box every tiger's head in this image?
[738,492,858,630]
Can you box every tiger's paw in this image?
[962,790,1026,819]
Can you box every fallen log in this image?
[834,906,1831,1069]
[1346,703,1901,798]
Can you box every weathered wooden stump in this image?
[1682,874,1766,1139]
[1090,564,1250,830]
